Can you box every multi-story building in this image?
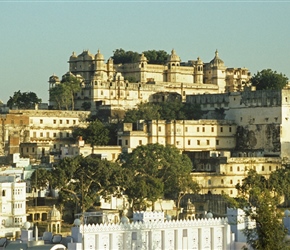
[186,89,290,159]
[118,119,237,154]
[0,110,90,163]
[0,175,26,227]
[48,49,250,114]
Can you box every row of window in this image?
[158,126,232,133]
[33,132,70,138]
[13,203,23,209]
[39,119,77,125]
[229,165,278,172]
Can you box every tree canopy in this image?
[49,74,81,110]
[250,69,288,90]
[121,143,200,212]
[112,49,169,65]
[233,169,288,250]
[7,90,42,109]
[143,50,169,65]
[72,119,110,153]
[50,155,124,213]
[123,99,202,123]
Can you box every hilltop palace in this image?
[48,49,251,114]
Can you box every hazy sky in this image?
[1,1,289,103]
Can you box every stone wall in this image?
[78,217,232,250]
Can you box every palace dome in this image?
[95,49,104,61]
[70,51,77,60]
[49,205,61,221]
[210,50,224,67]
[168,49,181,62]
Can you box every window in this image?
[188,140,191,145]
[206,140,210,145]
[262,166,264,171]
[230,190,233,195]
[125,140,128,145]
[53,120,56,124]
[139,140,142,145]
[73,120,76,125]
[211,127,214,132]
[269,166,272,171]
[59,132,63,138]
[185,127,188,132]
[230,180,233,184]
[202,127,205,132]
[220,127,223,132]
[53,133,56,137]
[230,166,233,171]
[2,190,5,196]
[221,179,224,184]
[208,180,211,185]
[237,166,240,171]
[118,139,122,146]
[60,120,63,124]
[66,120,69,124]
[216,140,219,146]
[46,132,49,137]
[67,133,69,137]
[197,127,200,132]
[229,127,232,132]
[40,132,43,137]
[158,126,161,132]
[197,140,200,145]
[32,148,35,153]
[176,141,180,145]
[40,119,43,124]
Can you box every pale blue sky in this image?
[1,1,289,103]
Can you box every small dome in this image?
[70,51,77,60]
[206,211,213,219]
[95,49,104,60]
[168,49,181,62]
[196,56,203,64]
[139,53,148,62]
[49,205,61,221]
[210,50,224,67]
[49,74,59,83]
[120,215,129,224]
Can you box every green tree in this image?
[123,103,160,123]
[49,84,71,110]
[74,120,109,153]
[123,100,202,123]
[122,144,199,211]
[7,90,41,109]
[61,75,82,110]
[143,50,169,64]
[235,170,288,250]
[30,168,51,191]
[250,69,288,90]
[50,155,124,213]
[112,49,140,64]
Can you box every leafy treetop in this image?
[250,69,288,90]
[123,99,202,123]
[7,90,42,109]
[121,143,200,212]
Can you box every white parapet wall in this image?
[78,217,232,250]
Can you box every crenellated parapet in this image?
[79,216,231,250]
